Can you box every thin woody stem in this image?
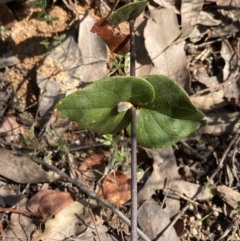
[129,15,137,241]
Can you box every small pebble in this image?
[195,213,202,219]
[191,228,198,236]
[81,153,87,158]
[189,216,195,223]
[75,140,80,145]
[189,203,195,211]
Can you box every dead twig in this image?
[30,156,151,241]
[161,126,240,237]
[180,141,206,161]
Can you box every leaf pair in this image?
[56,75,206,148]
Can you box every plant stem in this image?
[129,17,137,241]
[130,106,137,241]
[129,19,136,76]
[30,156,151,241]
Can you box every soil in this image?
[0,1,240,241]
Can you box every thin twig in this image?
[129,19,136,76]
[30,156,151,241]
[209,127,240,181]
[105,0,120,19]
[161,126,240,237]
[89,209,102,241]
[129,11,137,241]
[180,141,206,161]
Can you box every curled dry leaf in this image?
[27,189,74,223]
[82,149,106,167]
[26,189,56,216]
[0,116,23,138]
[78,149,106,182]
[181,0,204,38]
[174,218,185,237]
[31,201,91,241]
[91,17,130,54]
[138,199,179,241]
[98,171,131,206]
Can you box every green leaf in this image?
[56,76,155,134]
[107,1,147,26]
[50,16,59,22]
[59,33,66,41]
[127,75,206,148]
[52,40,59,46]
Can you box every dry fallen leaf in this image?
[152,0,180,14]
[188,111,240,140]
[27,189,75,223]
[78,15,108,83]
[223,77,240,107]
[0,148,52,184]
[190,89,228,111]
[144,8,190,91]
[39,191,74,222]
[138,199,180,241]
[26,189,56,216]
[138,147,181,218]
[31,201,91,241]
[221,40,238,80]
[174,218,185,237]
[98,171,131,206]
[198,11,221,26]
[5,198,37,241]
[0,116,23,138]
[91,17,130,54]
[78,149,106,182]
[131,14,152,77]
[138,147,180,203]
[181,0,204,38]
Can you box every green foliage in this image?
[30,0,59,23]
[107,1,148,26]
[99,134,113,146]
[52,33,66,47]
[31,0,66,56]
[56,76,155,134]
[0,25,9,41]
[126,75,206,148]
[56,75,205,149]
[109,53,129,76]
[99,134,128,167]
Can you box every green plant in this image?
[99,134,129,167]
[31,0,66,55]
[30,0,58,22]
[55,3,206,241]
[0,25,9,41]
[109,53,130,76]
[55,138,69,155]
[56,75,205,148]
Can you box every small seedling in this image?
[99,134,129,168]
[56,138,68,155]
[0,25,9,41]
[30,0,59,23]
[31,0,66,55]
[109,53,130,76]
